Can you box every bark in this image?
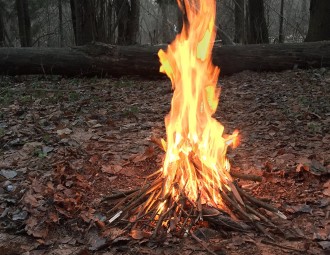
[107,1,114,43]
[248,0,269,44]
[278,0,284,43]
[114,0,140,45]
[16,0,32,47]
[114,0,129,45]
[127,0,140,44]
[160,0,170,43]
[305,0,330,42]
[58,0,64,47]
[0,3,5,46]
[70,0,77,44]
[0,42,330,77]
[234,0,244,43]
[95,0,106,43]
[74,0,95,45]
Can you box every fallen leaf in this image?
[25,217,48,238]
[323,180,330,197]
[322,134,330,144]
[0,169,17,179]
[296,158,329,176]
[86,228,107,251]
[130,229,151,240]
[285,204,312,214]
[101,165,122,174]
[319,198,330,207]
[102,227,124,241]
[22,142,43,155]
[318,241,330,250]
[112,236,131,246]
[12,210,28,221]
[42,146,54,154]
[23,193,39,208]
[48,211,59,223]
[131,146,155,163]
[313,226,330,241]
[56,128,72,136]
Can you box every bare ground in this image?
[0,68,329,255]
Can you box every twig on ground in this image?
[190,230,218,255]
[261,239,305,252]
[230,171,262,182]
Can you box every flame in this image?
[157,0,238,211]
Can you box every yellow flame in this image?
[158,0,238,210]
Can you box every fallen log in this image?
[0,41,330,77]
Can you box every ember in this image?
[108,0,286,240]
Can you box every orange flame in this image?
[158,0,238,211]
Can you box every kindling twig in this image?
[101,188,139,202]
[190,230,218,255]
[236,185,287,219]
[230,171,262,182]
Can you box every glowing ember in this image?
[157,0,239,212]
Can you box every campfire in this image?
[108,0,286,240]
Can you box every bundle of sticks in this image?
[103,136,286,240]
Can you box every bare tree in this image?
[127,0,140,44]
[234,0,245,43]
[58,0,64,47]
[0,0,5,46]
[248,0,269,44]
[70,0,95,45]
[159,0,170,43]
[305,0,330,42]
[114,0,140,45]
[278,0,284,43]
[16,0,32,47]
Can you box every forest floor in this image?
[0,69,330,255]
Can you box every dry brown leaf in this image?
[56,128,72,136]
[130,229,151,240]
[101,164,122,174]
[323,180,330,197]
[48,211,59,223]
[23,193,39,208]
[25,217,49,239]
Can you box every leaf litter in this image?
[0,68,329,254]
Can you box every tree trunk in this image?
[114,0,140,45]
[248,0,269,44]
[107,1,113,43]
[95,0,106,43]
[74,0,95,45]
[58,0,64,47]
[16,0,32,47]
[70,0,77,44]
[0,2,5,46]
[278,0,284,43]
[1,42,330,77]
[234,0,244,44]
[305,0,330,42]
[114,0,129,45]
[160,0,170,43]
[127,0,140,45]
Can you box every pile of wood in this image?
[103,137,287,241]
